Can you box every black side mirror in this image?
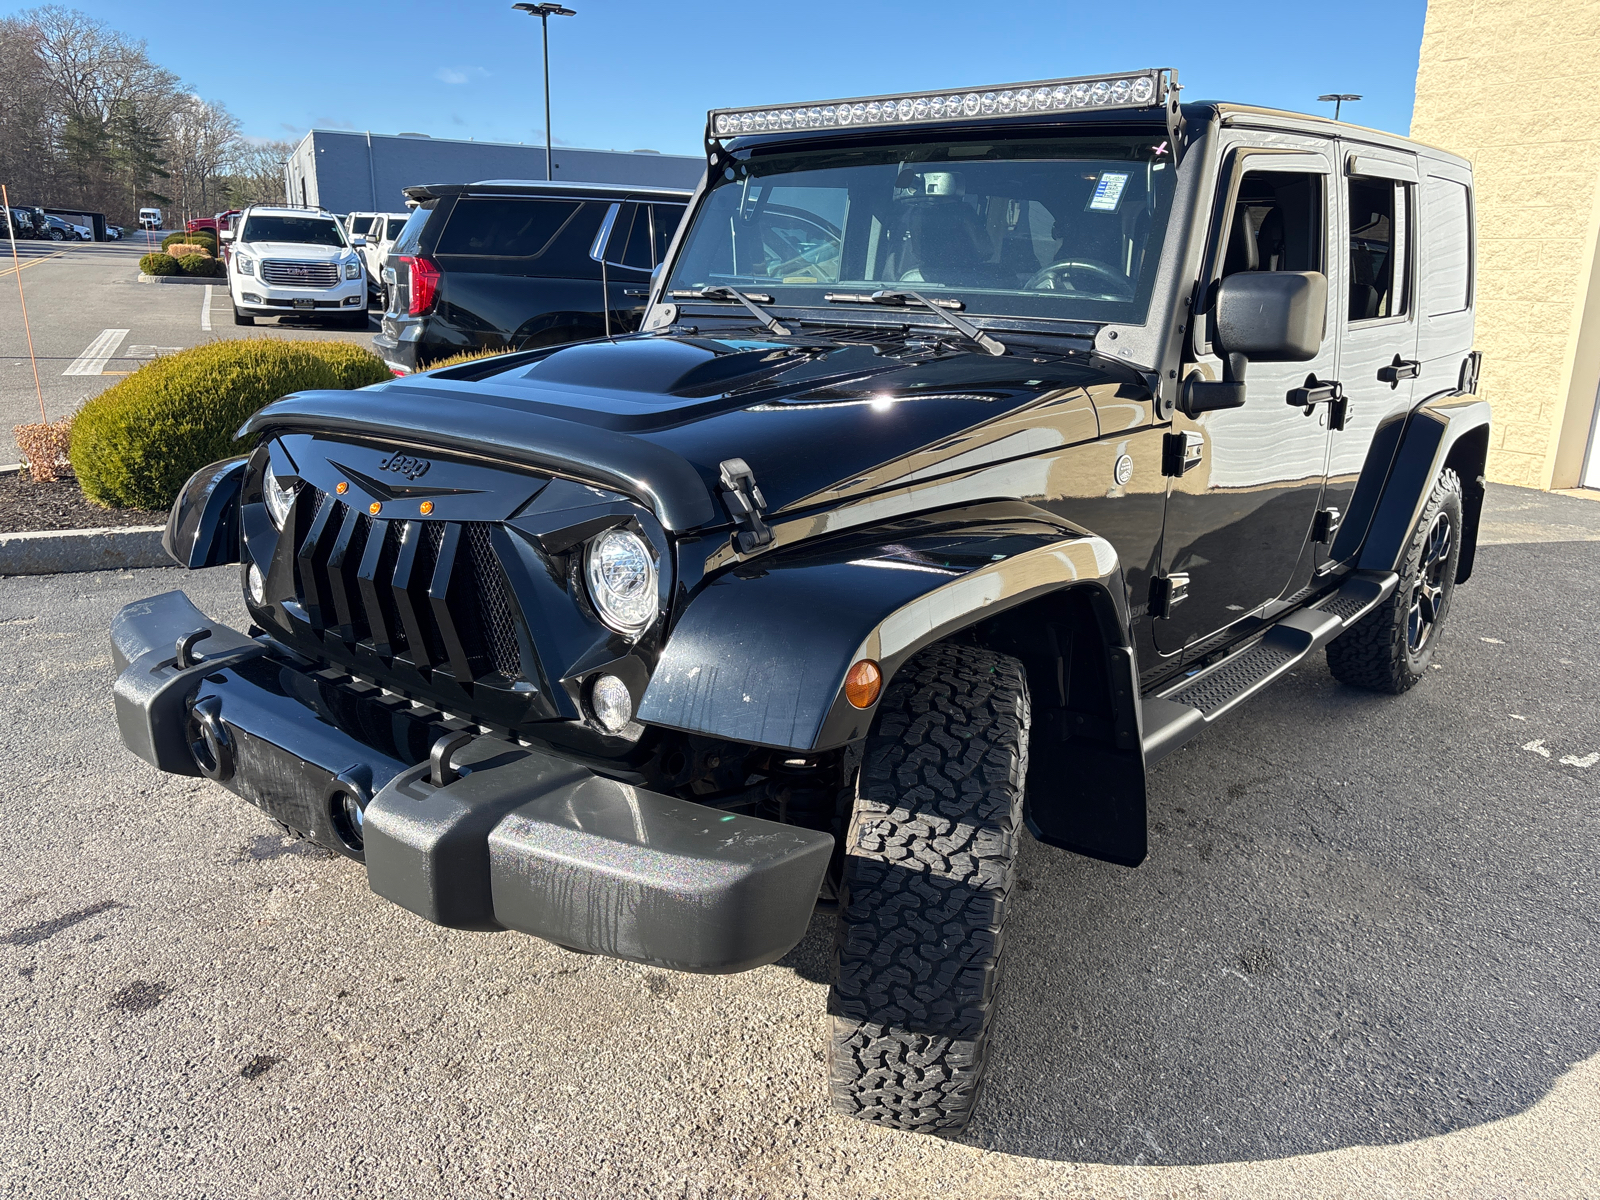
[1181,271,1327,416]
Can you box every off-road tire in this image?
[828,642,1030,1135]
[232,305,254,326]
[1327,467,1464,693]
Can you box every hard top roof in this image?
[403,179,693,203]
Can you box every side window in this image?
[434,198,606,278]
[618,204,654,270]
[1348,176,1410,322]
[651,204,685,264]
[391,203,433,256]
[1422,177,1471,316]
[1220,170,1324,279]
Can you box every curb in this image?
[137,274,216,285]
[0,525,173,575]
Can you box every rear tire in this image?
[232,305,254,326]
[1327,468,1464,693]
[828,642,1030,1135]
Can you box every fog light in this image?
[247,562,266,605]
[242,292,262,304]
[590,674,634,733]
[844,659,882,709]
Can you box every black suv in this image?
[373,179,690,373]
[114,69,1486,1136]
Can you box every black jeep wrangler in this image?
[112,69,1487,1135]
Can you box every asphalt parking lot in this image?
[0,486,1595,1199]
[0,238,378,463]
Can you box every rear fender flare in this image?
[1356,394,1491,581]
[637,519,1131,753]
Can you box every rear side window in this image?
[434,198,606,277]
[349,215,375,237]
[1422,178,1471,316]
[391,203,434,256]
[1347,176,1410,322]
[384,217,407,240]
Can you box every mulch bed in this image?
[0,470,164,534]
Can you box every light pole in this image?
[513,3,577,181]
[1317,93,1362,122]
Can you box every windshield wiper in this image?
[827,289,1006,356]
[670,286,792,336]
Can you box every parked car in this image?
[138,207,162,231]
[373,179,689,373]
[40,214,86,241]
[358,212,409,303]
[223,204,368,329]
[114,67,1485,1138]
[105,224,124,240]
[3,206,38,238]
[344,211,379,242]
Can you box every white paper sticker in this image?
[1087,171,1130,212]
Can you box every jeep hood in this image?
[245,331,1127,533]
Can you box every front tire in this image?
[232,305,254,326]
[828,642,1030,1135]
[1327,467,1464,693]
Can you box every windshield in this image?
[241,215,347,247]
[668,132,1176,324]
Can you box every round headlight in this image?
[584,527,658,635]
[263,461,298,530]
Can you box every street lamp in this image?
[1317,93,1362,122]
[513,3,577,182]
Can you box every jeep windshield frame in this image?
[667,128,1178,328]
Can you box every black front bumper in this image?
[109,591,832,973]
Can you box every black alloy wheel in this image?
[1407,510,1454,654]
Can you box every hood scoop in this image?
[522,337,808,398]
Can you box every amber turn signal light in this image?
[369,502,382,515]
[335,481,349,495]
[844,659,882,709]
[419,501,434,515]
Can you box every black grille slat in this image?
[324,507,371,643]
[356,520,402,655]
[427,523,475,685]
[296,494,341,631]
[390,520,438,671]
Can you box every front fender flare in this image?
[638,519,1127,752]
[163,456,247,569]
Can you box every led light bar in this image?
[709,69,1174,139]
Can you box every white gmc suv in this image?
[224,206,369,329]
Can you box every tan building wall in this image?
[1411,0,1600,488]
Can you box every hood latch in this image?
[718,458,773,554]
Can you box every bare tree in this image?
[166,95,242,223]
[223,140,296,208]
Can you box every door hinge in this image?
[1161,430,1205,477]
[1150,572,1190,620]
[1313,507,1343,544]
[718,457,773,554]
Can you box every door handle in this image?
[1377,355,1421,386]
[1286,377,1342,408]
[622,288,648,297]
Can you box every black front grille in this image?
[285,488,526,688]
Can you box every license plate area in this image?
[292,298,314,310]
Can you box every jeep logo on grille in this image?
[379,452,431,480]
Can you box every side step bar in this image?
[1142,571,1399,764]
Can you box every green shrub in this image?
[162,229,216,253]
[177,253,224,277]
[425,348,511,371]
[139,252,180,276]
[308,340,394,389]
[71,339,392,510]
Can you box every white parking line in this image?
[200,285,212,331]
[63,328,130,376]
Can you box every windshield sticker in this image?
[1087,171,1130,212]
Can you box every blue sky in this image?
[13,0,1429,154]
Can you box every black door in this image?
[1155,146,1336,654]
[595,202,688,332]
